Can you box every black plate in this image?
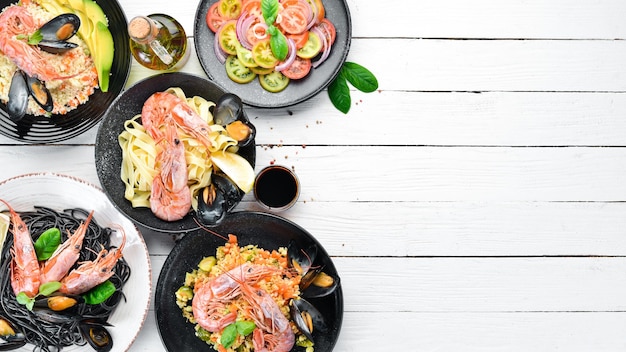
[94,72,256,233]
[155,211,343,351]
[0,0,130,143]
[193,0,351,108]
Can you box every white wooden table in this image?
[2,0,626,350]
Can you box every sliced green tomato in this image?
[297,30,321,59]
[252,39,279,68]
[259,71,290,92]
[217,20,240,55]
[236,45,258,67]
[250,65,274,75]
[225,55,257,83]
[218,0,242,19]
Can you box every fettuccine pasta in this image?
[118,87,243,211]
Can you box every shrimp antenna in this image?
[193,218,229,241]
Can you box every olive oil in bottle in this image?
[128,14,189,71]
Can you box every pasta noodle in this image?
[0,206,131,352]
[118,88,240,210]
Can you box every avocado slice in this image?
[93,21,114,92]
[82,0,108,26]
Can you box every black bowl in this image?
[94,72,256,233]
[155,211,343,352]
[0,0,130,143]
[193,0,352,108]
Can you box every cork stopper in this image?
[128,16,156,41]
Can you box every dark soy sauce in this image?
[254,166,299,210]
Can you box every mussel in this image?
[0,315,26,351]
[34,293,84,312]
[37,13,80,54]
[79,320,113,352]
[289,298,328,342]
[6,70,53,121]
[287,240,340,298]
[196,174,243,226]
[212,93,256,147]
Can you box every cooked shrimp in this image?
[59,228,126,295]
[192,263,276,332]
[0,199,40,298]
[0,5,77,81]
[39,210,93,283]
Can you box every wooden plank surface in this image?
[0,0,625,351]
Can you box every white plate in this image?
[0,172,152,352]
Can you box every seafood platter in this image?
[0,0,131,143]
[155,211,343,352]
[94,72,256,233]
[193,0,352,108]
[0,172,151,351]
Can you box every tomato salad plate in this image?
[194,0,351,108]
[155,211,343,352]
[0,172,151,352]
[0,0,131,143]
[95,72,256,233]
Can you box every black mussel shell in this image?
[24,74,53,112]
[196,174,243,226]
[213,93,243,126]
[290,298,328,342]
[6,70,29,121]
[287,239,318,275]
[300,266,340,299]
[0,315,26,350]
[38,39,79,54]
[39,13,80,42]
[79,321,113,352]
[34,293,84,312]
[32,309,78,324]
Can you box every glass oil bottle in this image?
[128,14,189,71]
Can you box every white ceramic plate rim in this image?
[0,172,152,352]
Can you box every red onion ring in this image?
[252,22,268,40]
[236,11,256,50]
[276,38,297,72]
[213,34,228,64]
[305,0,317,29]
[311,26,330,68]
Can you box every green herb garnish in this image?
[34,227,61,261]
[16,281,62,311]
[82,280,117,305]
[261,0,288,61]
[16,30,43,45]
[328,62,379,114]
[221,320,256,349]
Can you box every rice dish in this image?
[0,3,98,117]
[176,234,315,351]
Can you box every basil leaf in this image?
[236,320,256,336]
[16,292,34,310]
[27,30,43,45]
[328,73,351,114]
[269,29,288,61]
[221,323,238,349]
[261,0,279,25]
[34,227,61,261]
[342,62,378,93]
[82,280,116,305]
[39,281,61,296]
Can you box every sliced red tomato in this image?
[281,56,311,80]
[313,0,325,23]
[252,39,278,68]
[218,0,243,19]
[217,20,240,55]
[288,31,309,49]
[242,0,262,18]
[206,2,227,33]
[246,22,266,48]
[278,6,308,34]
[317,18,336,45]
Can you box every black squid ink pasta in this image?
[0,206,131,352]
